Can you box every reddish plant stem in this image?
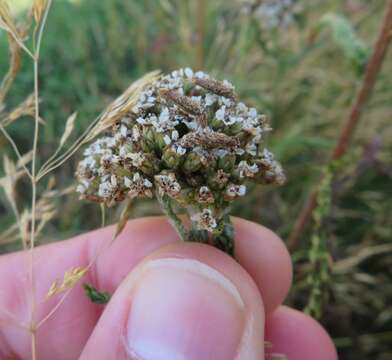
[287,1,392,252]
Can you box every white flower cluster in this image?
[76,68,285,233]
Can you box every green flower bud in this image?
[162,147,181,168]
[139,139,151,153]
[218,153,236,172]
[139,153,160,175]
[207,169,229,190]
[210,117,223,130]
[182,152,202,172]
[183,79,194,95]
[226,122,243,136]
[154,132,167,152]
[143,127,155,143]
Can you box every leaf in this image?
[317,13,369,71]
[59,112,77,148]
[83,283,111,304]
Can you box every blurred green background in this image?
[1,0,391,358]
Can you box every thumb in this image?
[81,242,265,360]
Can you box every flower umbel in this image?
[76,68,285,256]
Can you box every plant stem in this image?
[287,0,392,252]
[158,193,188,240]
[28,2,53,359]
[196,0,206,69]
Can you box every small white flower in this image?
[76,179,90,194]
[127,152,145,167]
[144,178,153,188]
[110,175,118,187]
[219,96,233,107]
[124,176,132,188]
[191,96,202,104]
[173,145,186,155]
[119,144,131,158]
[191,209,217,232]
[124,173,153,198]
[80,156,96,169]
[184,67,193,79]
[236,102,248,113]
[195,71,207,79]
[159,108,170,123]
[171,130,179,141]
[248,108,258,118]
[224,115,241,126]
[226,184,247,198]
[76,184,87,194]
[213,149,229,158]
[246,142,257,156]
[136,117,147,125]
[238,161,259,178]
[98,181,115,198]
[155,173,181,198]
[216,106,226,121]
[163,135,172,145]
[197,186,214,203]
[223,79,234,89]
[132,125,141,141]
[205,93,217,106]
[120,124,129,138]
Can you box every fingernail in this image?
[126,258,245,360]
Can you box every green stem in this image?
[212,216,235,257]
[157,193,188,241]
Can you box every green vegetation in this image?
[1,1,391,358]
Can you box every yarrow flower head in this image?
[76,68,285,256]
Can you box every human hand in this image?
[0,217,337,359]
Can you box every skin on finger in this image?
[81,242,265,360]
[0,218,177,360]
[233,218,292,313]
[0,217,291,359]
[265,306,338,360]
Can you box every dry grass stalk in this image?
[1,94,37,127]
[32,0,48,23]
[86,70,161,142]
[112,199,133,240]
[0,0,18,36]
[0,35,21,104]
[0,0,33,58]
[0,222,20,245]
[46,267,88,298]
[36,71,161,182]
[59,112,77,148]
